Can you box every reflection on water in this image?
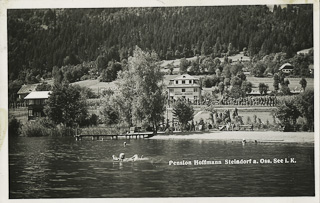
[9,136,314,198]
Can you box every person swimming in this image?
[112,153,126,161]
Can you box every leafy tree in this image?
[36,82,52,91]
[299,78,307,91]
[280,85,291,95]
[252,61,267,77]
[179,58,189,74]
[52,66,63,85]
[294,90,314,131]
[218,82,225,95]
[230,76,242,87]
[100,100,119,125]
[241,81,252,94]
[224,78,231,88]
[44,84,88,127]
[274,100,300,131]
[111,46,166,130]
[172,100,194,130]
[96,55,107,73]
[258,83,269,95]
[230,85,245,99]
[222,65,232,78]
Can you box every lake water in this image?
[9,136,314,198]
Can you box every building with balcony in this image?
[167,74,201,105]
[24,91,51,120]
[279,63,294,74]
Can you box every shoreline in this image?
[151,131,314,143]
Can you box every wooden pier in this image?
[74,132,155,141]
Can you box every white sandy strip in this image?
[151,131,314,143]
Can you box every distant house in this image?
[297,48,313,55]
[24,91,51,120]
[167,74,201,104]
[17,83,39,100]
[279,63,294,74]
[309,64,314,75]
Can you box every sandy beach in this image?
[152,131,314,143]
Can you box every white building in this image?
[279,63,294,74]
[167,74,201,104]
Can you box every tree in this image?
[273,74,280,91]
[112,46,166,130]
[172,100,194,131]
[180,58,189,74]
[100,100,119,125]
[299,78,307,91]
[294,90,314,131]
[52,66,63,85]
[231,76,242,87]
[222,65,232,78]
[241,81,252,94]
[252,61,267,77]
[280,85,291,95]
[36,82,52,91]
[96,55,107,73]
[258,83,269,95]
[274,100,301,131]
[218,82,225,95]
[44,84,88,127]
[230,85,245,99]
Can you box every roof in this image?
[279,63,294,70]
[297,48,313,55]
[171,74,198,81]
[24,91,51,100]
[17,83,39,95]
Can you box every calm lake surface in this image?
[9,136,314,198]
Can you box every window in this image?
[169,88,174,92]
[182,80,185,84]
[182,89,185,92]
[194,88,198,92]
[176,80,178,84]
[35,100,40,105]
[194,96,198,100]
[29,100,34,105]
[28,110,33,117]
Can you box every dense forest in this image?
[8,5,313,88]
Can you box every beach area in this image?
[152,131,314,143]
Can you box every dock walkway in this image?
[75,132,154,141]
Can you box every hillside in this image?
[8,5,313,84]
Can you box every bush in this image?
[21,119,51,137]
[20,118,76,137]
[9,116,21,137]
